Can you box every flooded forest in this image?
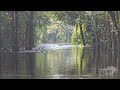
[0,11,120,79]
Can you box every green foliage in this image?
[1,11,119,50]
[71,31,80,45]
[71,23,86,45]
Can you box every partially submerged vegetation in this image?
[0,11,120,79]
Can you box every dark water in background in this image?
[0,47,119,79]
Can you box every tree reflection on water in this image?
[0,47,119,79]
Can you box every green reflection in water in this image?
[36,46,87,78]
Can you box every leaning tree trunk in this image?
[79,20,86,46]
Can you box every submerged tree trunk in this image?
[29,53,36,78]
[14,11,19,74]
[11,11,19,74]
[80,48,85,74]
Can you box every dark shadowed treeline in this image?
[0,11,35,52]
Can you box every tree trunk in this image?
[75,23,78,44]
[0,25,1,51]
[108,11,118,29]
[25,11,29,50]
[28,11,34,50]
[11,11,19,52]
[79,21,86,46]
[113,32,117,66]
[14,11,19,52]
[115,11,120,77]
[107,15,113,49]
[0,25,1,76]
[11,11,15,52]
